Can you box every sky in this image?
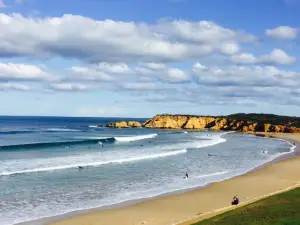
[0,0,300,117]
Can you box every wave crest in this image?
[114,133,158,142]
[0,149,186,176]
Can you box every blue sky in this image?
[0,0,300,117]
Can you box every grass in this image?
[192,188,300,225]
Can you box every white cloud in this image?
[49,83,90,91]
[192,63,300,88]
[259,49,296,65]
[68,66,116,82]
[143,63,167,70]
[217,42,240,55]
[97,62,131,74]
[0,63,53,81]
[120,82,160,90]
[0,83,31,91]
[135,64,190,82]
[231,53,257,64]
[266,26,297,39]
[153,20,256,43]
[0,14,257,63]
[165,68,189,82]
[232,49,296,65]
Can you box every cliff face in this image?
[106,121,142,128]
[105,114,300,133]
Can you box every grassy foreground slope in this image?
[193,188,300,225]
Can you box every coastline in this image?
[18,133,300,225]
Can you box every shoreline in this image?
[17,133,300,225]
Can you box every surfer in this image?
[140,144,144,147]
[78,166,84,170]
[262,150,268,154]
[208,153,213,156]
[184,172,189,179]
[102,144,104,148]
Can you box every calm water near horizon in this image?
[0,116,296,225]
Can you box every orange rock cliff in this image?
[106,114,300,133]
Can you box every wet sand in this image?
[23,133,300,225]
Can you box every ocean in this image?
[0,116,296,225]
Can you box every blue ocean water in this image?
[0,116,295,225]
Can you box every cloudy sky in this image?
[0,0,300,117]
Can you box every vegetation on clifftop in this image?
[227,113,300,127]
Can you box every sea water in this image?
[0,116,295,225]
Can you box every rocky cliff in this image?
[106,120,142,128]
[105,114,300,133]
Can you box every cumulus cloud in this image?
[0,63,54,81]
[266,26,297,39]
[0,82,31,91]
[232,49,296,65]
[0,13,257,63]
[134,63,189,82]
[49,83,90,91]
[97,62,131,74]
[192,63,300,87]
[67,66,116,82]
[165,68,189,82]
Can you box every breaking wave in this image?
[114,133,158,142]
[0,134,159,151]
[0,149,186,176]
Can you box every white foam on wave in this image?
[74,136,111,140]
[114,133,158,142]
[193,131,234,149]
[249,134,296,154]
[197,137,226,148]
[44,128,80,132]
[220,131,235,136]
[89,125,105,128]
[0,149,186,176]
[195,171,230,179]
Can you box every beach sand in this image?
[47,133,300,225]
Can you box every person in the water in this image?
[184,172,189,179]
[78,166,84,170]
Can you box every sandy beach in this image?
[40,133,300,225]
